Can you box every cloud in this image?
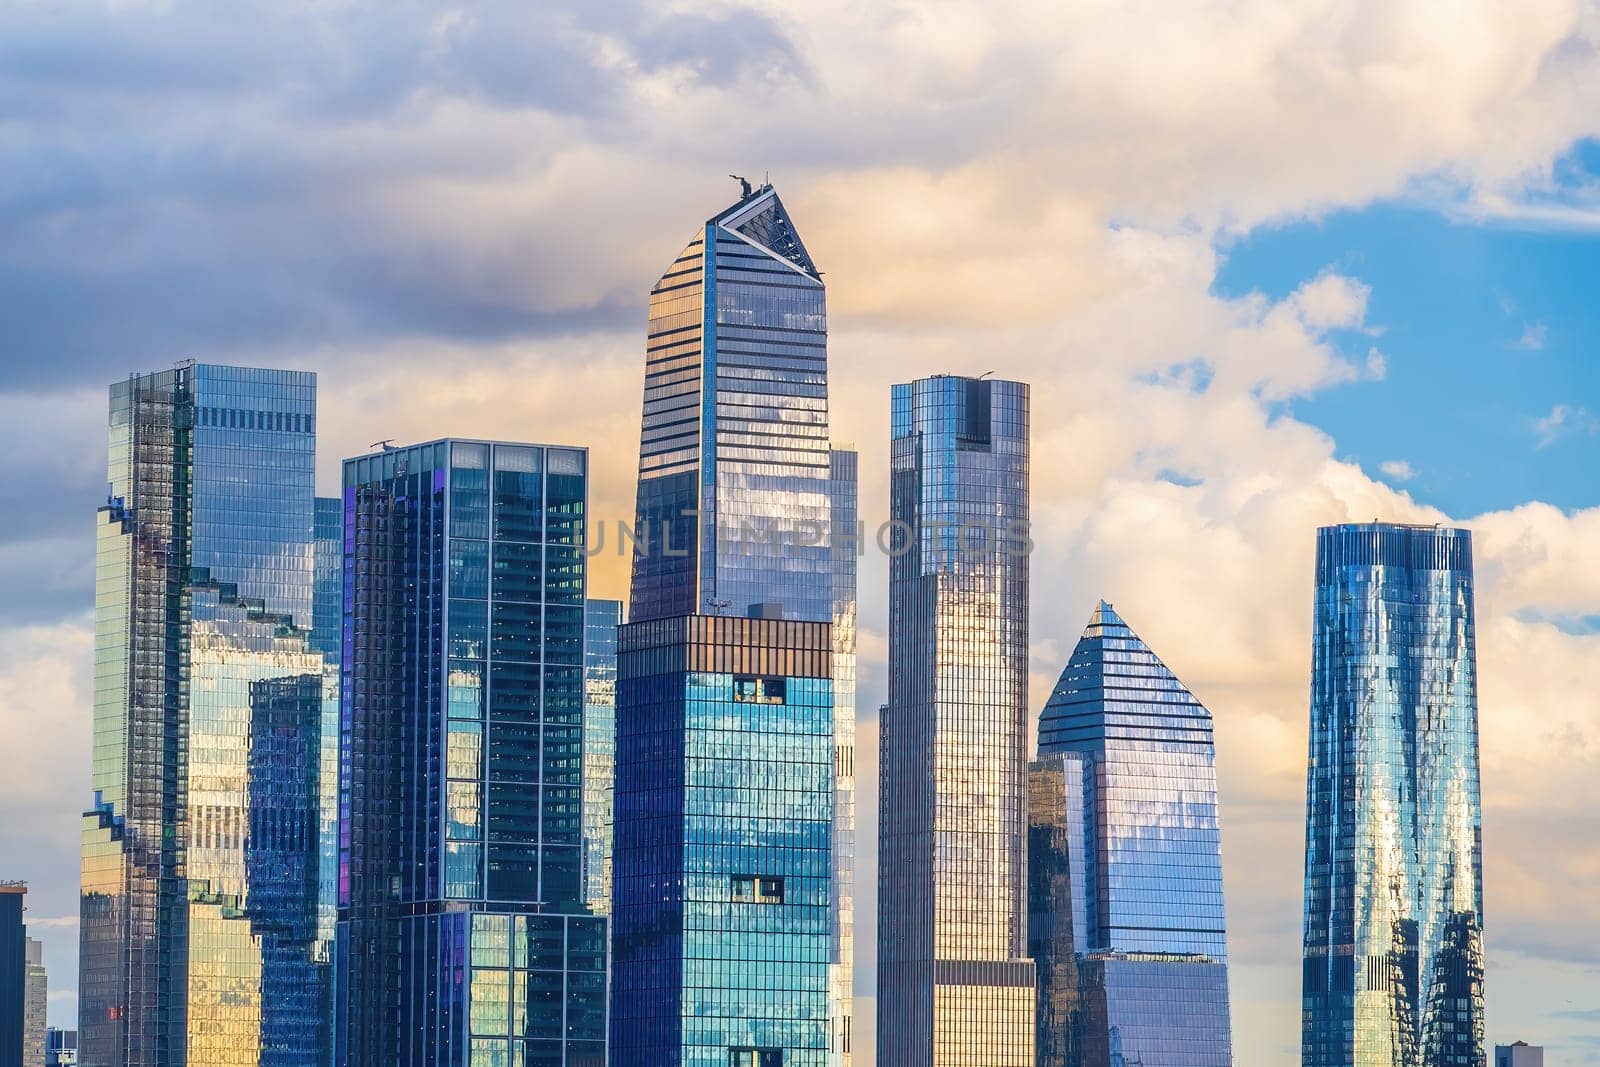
[1379,459,1417,481]
[1513,321,1550,349]
[1289,270,1372,330]
[1533,403,1600,447]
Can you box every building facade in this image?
[611,616,835,1065]
[828,448,859,1067]
[47,1028,78,1066]
[1035,602,1233,1066]
[610,182,841,1065]
[80,364,330,1067]
[1301,523,1485,1067]
[2,884,25,1067]
[1495,1043,1544,1067]
[580,598,622,916]
[878,375,1035,1067]
[336,438,605,1067]
[24,938,46,1067]
[1027,759,1080,1067]
[626,181,833,625]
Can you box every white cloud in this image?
[1533,403,1600,447]
[1512,321,1549,349]
[1379,459,1417,480]
[1289,270,1372,330]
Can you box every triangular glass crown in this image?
[1038,600,1214,753]
[711,186,819,276]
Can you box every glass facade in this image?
[611,184,841,1064]
[581,598,622,916]
[1301,523,1484,1067]
[1034,601,1233,1067]
[336,438,605,1067]
[878,375,1036,1067]
[1028,759,1080,1067]
[2,885,26,1067]
[311,497,344,661]
[610,616,835,1066]
[828,448,858,1067]
[629,183,833,625]
[81,364,329,1067]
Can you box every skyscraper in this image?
[25,938,46,1067]
[1034,602,1233,1066]
[1027,758,1080,1067]
[81,364,330,1067]
[1302,523,1484,1067]
[580,598,622,916]
[2,883,25,1067]
[626,180,832,624]
[336,438,606,1067]
[310,497,343,661]
[878,374,1035,1067]
[829,447,859,1067]
[610,182,839,1065]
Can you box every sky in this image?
[2,0,1599,1061]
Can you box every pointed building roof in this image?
[709,184,819,277]
[1037,599,1215,755]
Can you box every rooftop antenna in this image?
[729,174,753,199]
[977,370,995,380]
[371,439,395,451]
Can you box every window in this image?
[732,676,786,704]
[730,1050,781,1067]
[731,875,784,905]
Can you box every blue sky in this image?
[1217,197,1600,518]
[2,2,1599,1063]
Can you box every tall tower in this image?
[878,374,1035,1067]
[580,597,622,916]
[627,181,832,625]
[2,883,27,1067]
[829,447,859,1067]
[80,364,330,1067]
[335,439,606,1067]
[611,183,840,1065]
[1301,523,1484,1067]
[1035,602,1233,1066]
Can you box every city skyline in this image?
[4,3,1600,1063]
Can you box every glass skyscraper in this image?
[627,181,832,625]
[828,447,858,1067]
[878,374,1035,1067]
[1301,523,1484,1067]
[580,598,622,916]
[3,883,27,1067]
[81,363,330,1067]
[1034,602,1233,1067]
[311,497,344,660]
[610,182,842,1065]
[335,438,606,1067]
[611,616,835,1065]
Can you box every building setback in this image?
[878,374,1036,1067]
[335,439,606,1066]
[1302,523,1485,1066]
[1034,602,1233,1066]
[80,364,330,1067]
